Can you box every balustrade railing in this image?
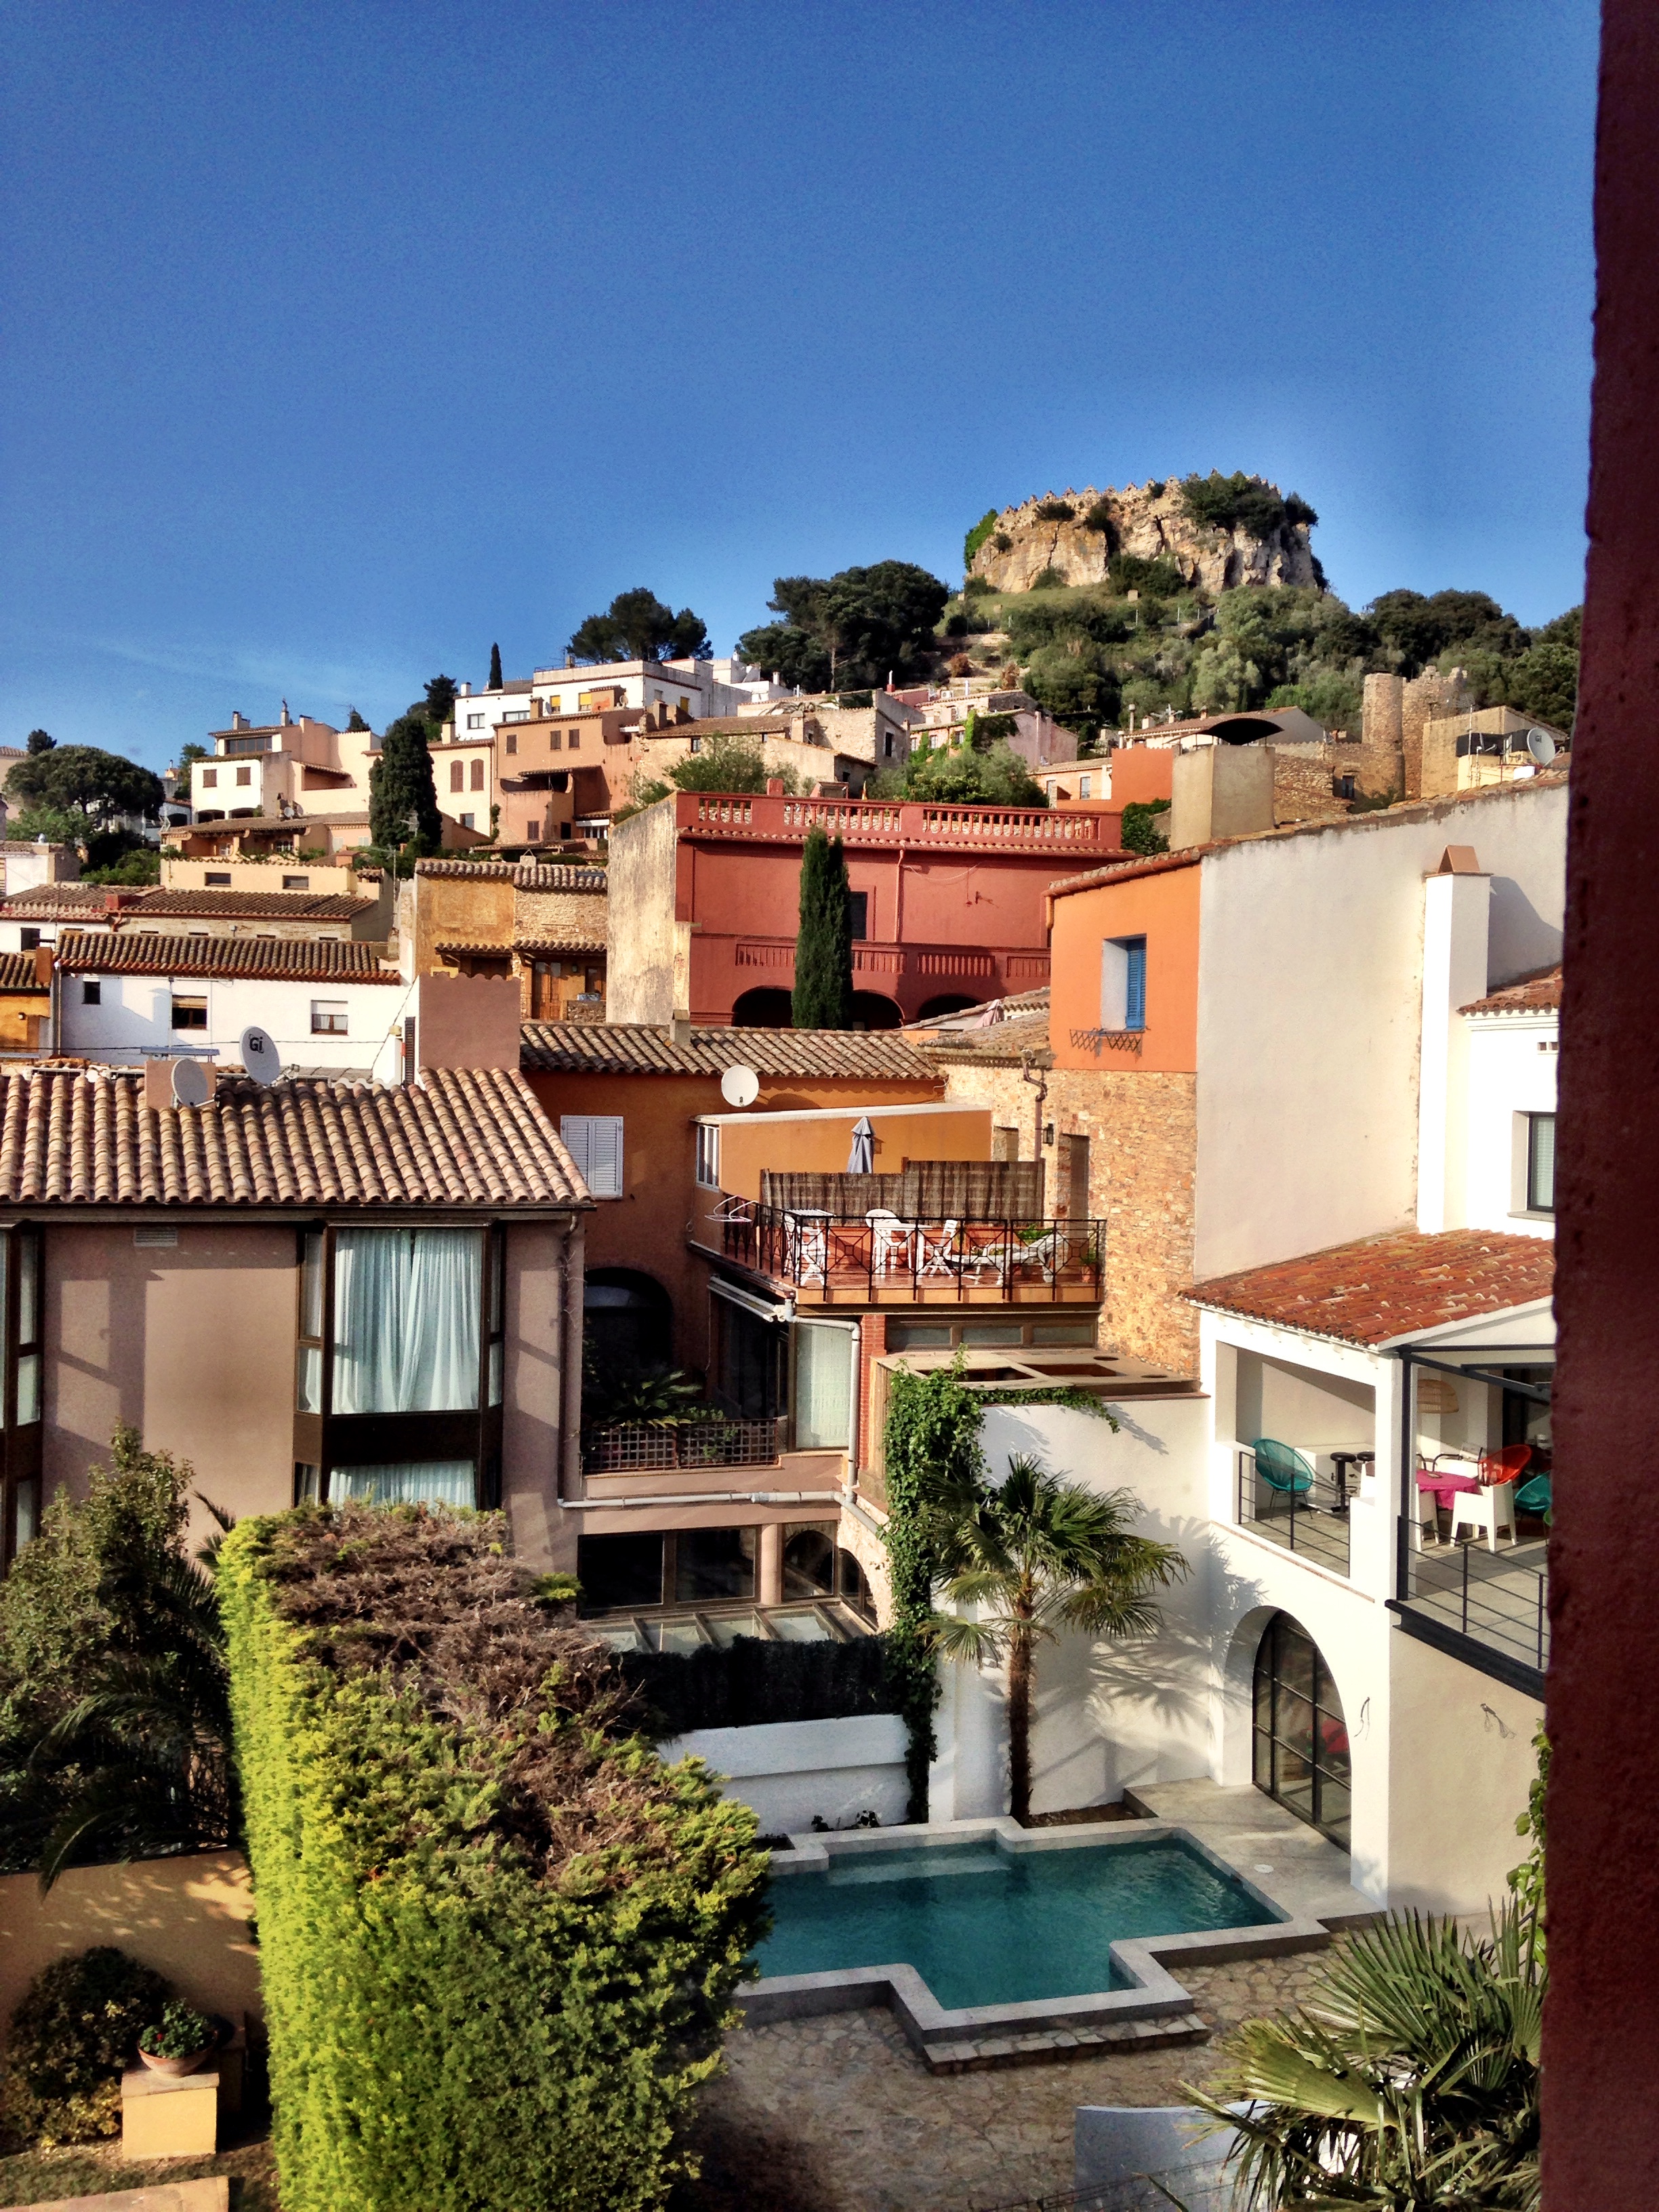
[581,1418,781,1473]
[720,1208,1103,1300]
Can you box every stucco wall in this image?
[711,1102,989,1202]
[415,971,522,1071]
[661,1713,909,1832]
[0,1851,260,2048]
[1049,862,1202,1076]
[501,1218,576,1573]
[607,800,683,1024]
[1463,1014,1557,1235]
[60,971,407,1080]
[1385,1629,1540,1916]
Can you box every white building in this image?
[56,929,407,1080]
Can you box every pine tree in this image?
[488,642,503,690]
[369,713,443,858]
[792,828,853,1029]
[25,729,54,754]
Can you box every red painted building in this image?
[607,790,1121,1028]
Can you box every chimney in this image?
[1416,852,1491,1232]
[231,712,247,731]
[1168,744,1275,848]
[670,1008,693,1047]
[565,652,575,669]
[32,944,52,989]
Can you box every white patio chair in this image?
[916,1219,963,1280]
[865,1208,917,1277]
[1449,1480,1518,1552]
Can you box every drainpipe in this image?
[559,1216,585,1502]
[1020,1048,1048,1195]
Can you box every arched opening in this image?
[732,987,794,1027]
[918,993,981,1021]
[583,1269,673,1383]
[849,991,903,1030]
[1252,1612,1351,1849]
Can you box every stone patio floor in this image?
[677,1948,1331,2212]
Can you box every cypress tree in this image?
[369,713,444,859]
[792,827,853,1029]
[488,642,503,691]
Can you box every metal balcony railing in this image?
[720,1209,1105,1301]
[1235,1448,1352,1576]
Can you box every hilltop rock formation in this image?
[968,476,1321,595]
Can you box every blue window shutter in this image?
[1125,939,1147,1031]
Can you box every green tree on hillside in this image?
[4,747,164,833]
[344,708,370,733]
[897,741,1046,807]
[964,510,1000,569]
[369,714,443,855]
[25,728,54,754]
[569,589,710,665]
[792,827,853,1029]
[739,562,949,692]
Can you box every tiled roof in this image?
[436,940,515,960]
[0,954,49,996]
[194,810,371,827]
[1185,1229,1555,1347]
[1046,850,1207,897]
[514,935,605,958]
[907,987,1052,1067]
[0,1066,589,1210]
[1462,965,1563,1016]
[56,931,401,983]
[519,1021,941,1080]
[414,859,607,890]
[129,890,373,922]
[1,885,119,916]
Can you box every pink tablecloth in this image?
[1417,1469,1483,1511]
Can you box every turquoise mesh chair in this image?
[1251,1437,1315,1500]
[1515,1471,1553,1518]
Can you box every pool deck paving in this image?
[682,1948,1333,2212]
[1124,1780,1379,1931]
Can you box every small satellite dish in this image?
[170,1059,209,1108]
[239,1026,281,1086]
[720,1064,760,1108]
[1525,727,1557,767]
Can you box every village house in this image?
[396,859,609,1022]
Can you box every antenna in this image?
[170,1059,210,1108]
[720,1065,760,1108]
[1525,728,1557,767]
[239,1026,281,1086]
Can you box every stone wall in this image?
[606,800,685,1024]
[969,478,1319,596]
[933,1058,1200,1374]
[1363,670,1473,800]
[514,886,608,945]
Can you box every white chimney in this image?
[1416,847,1490,1232]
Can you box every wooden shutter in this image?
[1125,939,1147,1031]
[559,1114,624,1199]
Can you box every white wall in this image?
[662,1713,908,1832]
[1461,1012,1557,1235]
[60,971,410,1079]
[1193,779,1567,1279]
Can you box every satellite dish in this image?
[1525,728,1557,767]
[239,1027,281,1085]
[720,1064,760,1108]
[170,1059,210,1108]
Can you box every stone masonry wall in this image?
[934,1059,1200,1374]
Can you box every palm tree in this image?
[1189,1904,1542,2209]
[924,1452,1187,1824]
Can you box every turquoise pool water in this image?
[755,1837,1276,2009]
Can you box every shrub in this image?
[1179,470,1291,539]
[1081,498,1118,539]
[138,1999,215,2060]
[621,1633,897,1736]
[0,1948,170,2148]
[218,1504,769,2212]
[962,575,994,600]
[992,531,1013,553]
[1120,798,1170,856]
[963,509,1000,568]
[1027,566,1068,590]
[1033,499,1075,522]
[1108,553,1186,599]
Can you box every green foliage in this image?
[488,642,504,689]
[344,707,371,733]
[569,588,709,665]
[1498,639,1578,729]
[901,740,1046,808]
[1265,670,1364,733]
[1179,470,1296,538]
[1021,644,1120,736]
[1107,553,1185,598]
[1191,1904,1542,2209]
[962,574,994,600]
[793,827,853,1029]
[992,531,1013,553]
[925,1452,1185,1822]
[0,1947,170,2149]
[419,674,459,728]
[1119,798,1170,857]
[83,844,162,886]
[25,728,55,755]
[620,1633,897,1738]
[1367,587,1525,675]
[3,747,164,831]
[1284,493,1319,528]
[138,1999,214,2060]
[1004,592,1136,656]
[1028,565,1068,590]
[659,729,802,797]
[0,1425,234,1883]
[218,1503,769,2212]
[1082,499,1118,541]
[972,712,1018,745]
[741,562,949,691]
[964,510,1000,568]
[584,1367,722,1429]
[5,806,88,849]
[1508,1724,1549,1933]
[367,713,443,855]
[1033,499,1075,522]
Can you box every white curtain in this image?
[331,1462,476,1508]
[332,1228,483,1414]
[794,1323,853,1451]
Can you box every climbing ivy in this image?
[880,1363,1119,1819]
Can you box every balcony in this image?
[680,790,1120,858]
[713,1203,1104,1307]
[1397,1538,1549,1687]
[582,1417,781,1474]
[1234,1445,1356,1577]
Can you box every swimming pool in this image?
[756,1832,1279,2010]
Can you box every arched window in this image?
[732,987,794,1027]
[1252,1612,1351,1849]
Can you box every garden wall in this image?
[662,1713,909,1832]
[0,1850,259,2048]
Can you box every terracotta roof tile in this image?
[0,954,49,996]
[56,931,401,983]
[130,889,373,921]
[513,935,605,958]
[1185,1229,1555,1346]
[414,859,607,890]
[1,885,120,916]
[0,1065,589,1210]
[519,1021,941,1080]
[1462,965,1563,1015]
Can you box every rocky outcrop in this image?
[968,478,1320,595]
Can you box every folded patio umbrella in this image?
[847,1115,874,1174]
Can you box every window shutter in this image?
[560,1114,623,1199]
[1125,941,1147,1031]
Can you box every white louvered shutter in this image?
[560,1114,624,1199]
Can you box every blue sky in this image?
[0,2,1598,767]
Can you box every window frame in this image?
[1100,934,1148,1033]
[170,994,208,1031]
[310,1000,349,1036]
[695,1123,721,1189]
[1,1227,44,1570]
[560,1113,624,1200]
[1525,1111,1556,1213]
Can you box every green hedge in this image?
[621,1631,896,1736]
[218,1504,769,2212]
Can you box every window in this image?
[1527,1113,1556,1212]
[201,769,218,787]
[171,996,207,1031]
[675,1525,756,1603]
[235,765,252,785]
[794,1323,853,1450]
[333,1227,483,1414]
[848,891,869,940]
[459,813,475,830]
[297,1230,324,1413]
[1100,934,1147,1032]
[205,871,232,886]
[450,761,464,791]
[282,874,309,890]
[783,1523,837,1599]
[1080,774,1092,798]
[18,930,38,952]
[1252,1613,1351,1850]
[467,713,485,729]
[548,731,562,750]
[567,733,579,750]
[526,818,541,843]
[695,1123,721,1188]
[506,733,518,756]
[504,709,529,722]
[487,1232,504,1407]
[689,735,703,754]
[470,758,484,790]
[81,979,100,1006]
[560,1114,623,1198]
[577,1532,665,1611]
[884,732,895,758]
[312,1000,348,1035]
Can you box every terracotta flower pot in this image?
[139,2045,212,2077]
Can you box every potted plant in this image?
[137,2001,217,2078]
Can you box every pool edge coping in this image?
[737,1818,1352,2049]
